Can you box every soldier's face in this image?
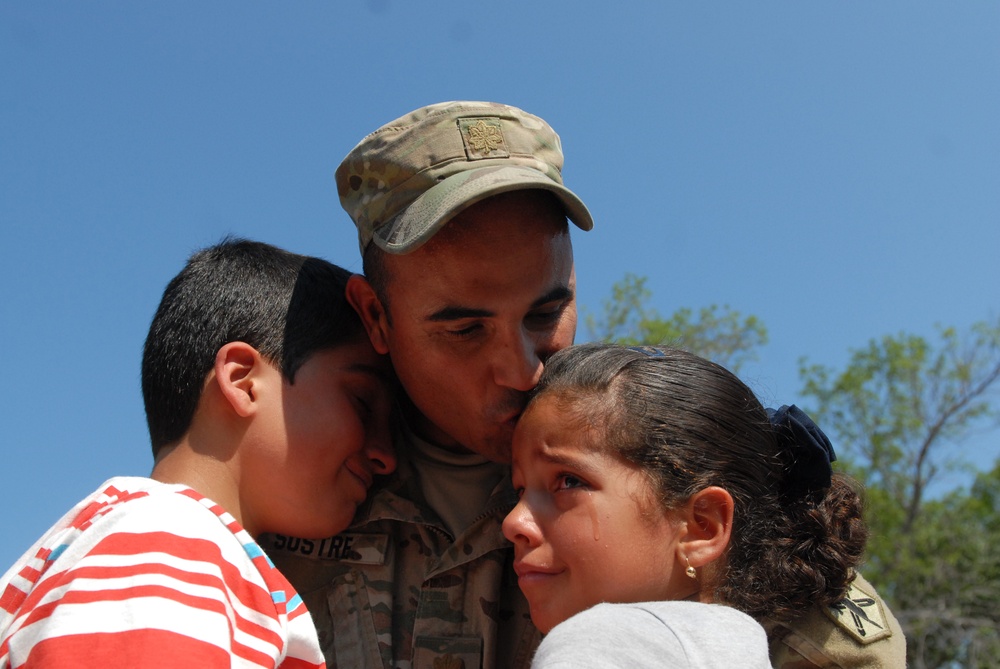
[503,395,692,633]
[363,191,576,462]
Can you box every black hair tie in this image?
[766,404,837,498]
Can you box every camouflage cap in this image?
[336,101,594,255]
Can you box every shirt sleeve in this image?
[530,601,772,669]
[530,604,688,668]
[2,494,295,669]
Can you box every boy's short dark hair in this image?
[141,238,365,455]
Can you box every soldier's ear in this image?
[346,274,390,354]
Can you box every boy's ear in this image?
[214,341,264,418]
[677,486,734,569]
[346,274,390,355]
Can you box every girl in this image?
[503,343,869,668]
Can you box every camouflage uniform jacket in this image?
[262,440,540,669]
[765,573,907,668]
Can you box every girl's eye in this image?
[556,474,586,491]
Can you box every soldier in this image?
[263,100,906,669]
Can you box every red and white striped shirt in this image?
[0,477,325,668]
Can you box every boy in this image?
[0,239,396,668]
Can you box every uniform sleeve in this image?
[2,496,295,669]
[767,573,907,669]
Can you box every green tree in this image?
[891,460,1000,668]
[799,319,1000,668]
[583,273,768,372]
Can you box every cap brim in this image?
[372,164,594,254]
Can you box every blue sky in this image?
[2,2,998,569]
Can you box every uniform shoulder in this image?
[767,573,907,669]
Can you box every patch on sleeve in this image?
[824,580,893,644]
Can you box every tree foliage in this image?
[799,319,1000,668]
[889,460,1000,668]
[799,321,1000,538]
[583,273,768,372]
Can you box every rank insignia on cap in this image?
[459,118,509,159]
[825,580,893,644]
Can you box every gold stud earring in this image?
[685,556,697,579]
